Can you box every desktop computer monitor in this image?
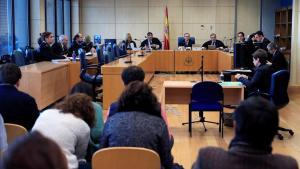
[94,35,101,45]
[104,39,117,47]
[234,42,256,69]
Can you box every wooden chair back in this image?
[92,147,161,169]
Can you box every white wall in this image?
[291,0,300,86]
[79,0,237,49]
[236,0,260,39]
[30,0,45,48]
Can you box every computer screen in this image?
[94,35,101,45]
[104,39,117,47]
[234,42,256,69]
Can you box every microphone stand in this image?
[124,50,132,64]
[199,55,204,82]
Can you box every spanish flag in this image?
[163,6,170,50]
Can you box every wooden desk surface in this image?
[161,80,244,107]
[163,81,243,89]
[20,61,68,73]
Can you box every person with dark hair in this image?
[267,42,288,72]
[237,32,245,43]
[140,32,162,50]
[192,96,298,169]
[52,35,69,56]
[255,31,271,50]
[70,82,104,155]
[38,32,66,61]
[202,33,225,49]
[100,81,177,169]
[2,131,68,169]
[0,63,39,130]
[68,33,84,57]
[0,114,7,153]
[32,93,95,169]
[235,49,273,94]
[107,65,145,117]
[107,66,172,139]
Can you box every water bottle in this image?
[220,72,224,82]
[72,51,76,62]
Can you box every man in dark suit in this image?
[178,33,193,48]
[267,42,288,72]
[255,31,271,50]
[235,49,273,94]
[140,32,162,50]
[52,35,68,56]
[68,33,84,57]
[0,63,39,130]
[192,96,299,169]
[202,33,225,49]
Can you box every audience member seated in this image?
[254,31,270,51]
[202,33,225,49]
[70,82,104,157]
[140,32,162,50]
[100,81,179,169]
[83,35,96,53]
[178,33,193,48]
[235,49,272,94]
[1,131,68,169]
[0,63,39,130]
[68,33,85,57]
[118,33,137,50]
[107,66,171,138]
[267,42,288,72]
[192,96,299,169]
[0,114,7,153]
[32,94,95,169]
[52,35,69,56]
[38,32,66,61]
[237,32,245,43]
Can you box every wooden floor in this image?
[148,74,300,168]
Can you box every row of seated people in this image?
[1,90,298,169]
[0,62,298,169]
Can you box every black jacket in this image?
[68,41,84,57]
[0,85,40,130]
[192,145,298,169]
[38,41,65,61]
[51,42,68,56]
[140,38,162,50]
[238,64,272,93]
[272,50,288,72]
[178,40,193,48]
[202,40,225,49]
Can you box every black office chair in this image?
[182,81,224,137]
[78,48,103,101]
[269,70,294,140]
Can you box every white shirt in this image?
[0,114,7,152]
[32,109,90,169]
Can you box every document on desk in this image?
[51,58,70,62]
[219,81,243,87]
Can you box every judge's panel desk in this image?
[19,50,234,110]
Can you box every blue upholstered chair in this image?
[269,70,294,140]
[11,50,25,66]
[79,49,103,100]
[113,44,120,59]
[96,44,105,66]
[183,81,224,137]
